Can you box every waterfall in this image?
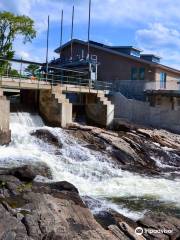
[0,112,180,220]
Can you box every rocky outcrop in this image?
[95,210,180,240]
[0,163,180,239]
[0,165,121,240]
[67,123,180,176]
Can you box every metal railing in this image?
[112,79,180,100]
[0,58,113,92]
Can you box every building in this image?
[53,39,180,110]
[54,39,180,83]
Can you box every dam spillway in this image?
[0,112,180,220]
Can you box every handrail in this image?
[0,68,113,91]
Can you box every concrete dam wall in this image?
[0,86,115,145]
[111,92,180,134]
[0,90,11,145]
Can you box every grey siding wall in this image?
[111,92,180,133]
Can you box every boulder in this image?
[0,170,118,239]
[31,129,62,148]
[0,163,52,181]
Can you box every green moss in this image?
[16,182,32,193]
[0,180,7,188]
[19,209,31,216]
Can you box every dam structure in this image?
[0,59,114,145]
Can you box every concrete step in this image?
[52,93,69,104]
[57,98,69,104]
[97,93,105,98]
[97,96,112,106]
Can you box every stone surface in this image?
[0,163,179,239]
[0,165,119,240]
[67,123,180,176]
[0,130,11,145]
[0,163,52,181]
[31,128,62,148]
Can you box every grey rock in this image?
[31,129,62,148]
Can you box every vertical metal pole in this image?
[46,15,50,83]
[60,10,64,58]
[19,58,22,88]
[70,6,75,61]
[87,0,91,60]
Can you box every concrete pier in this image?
[39,86,114,128]
[85,92,114,127]
[39,89,73,128]
[0,90,11,145]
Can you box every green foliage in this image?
[0,62,20,77]
[0,11,36,61]
[9,68,20,76]
[25,64,40,76]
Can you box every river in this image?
[0,112,180,220]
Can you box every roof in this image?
[55,39,180,75]
[108,46,143,52]
[141,54,161,59]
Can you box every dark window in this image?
[160,72,167,89]
[131,67,138,80]
[139,68,145,80]
[130,50,140,58]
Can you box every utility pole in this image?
[87,0,92,60]
[70,5,75,60]
[46,15,50,83]
[60,10,63,58]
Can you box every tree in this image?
[0,11,36,60]
[25,64,40,76]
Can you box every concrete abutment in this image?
[39,89,73,128]
[0,89,11,145]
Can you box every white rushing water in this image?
[0,112,180,220]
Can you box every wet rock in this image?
[31,129,62,148]
[0,175,22,197]
[0,171,118,240]
[68,129,107,151]
[0,163,52,181]
[32,180,85,207]
[137,212,180,239]
[68,123,180,177]
[0,130,11,145]
[95,211,117,229]
[0,204,30,239]
[0,166,180,239]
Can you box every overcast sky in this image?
[0,0,180,69]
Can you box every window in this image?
[131,67,138,80]
[139,68,145,80]
[152,57,160,63]
[130,50,140,58]
[160,72,167,89]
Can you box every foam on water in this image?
[0,112,180,220]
